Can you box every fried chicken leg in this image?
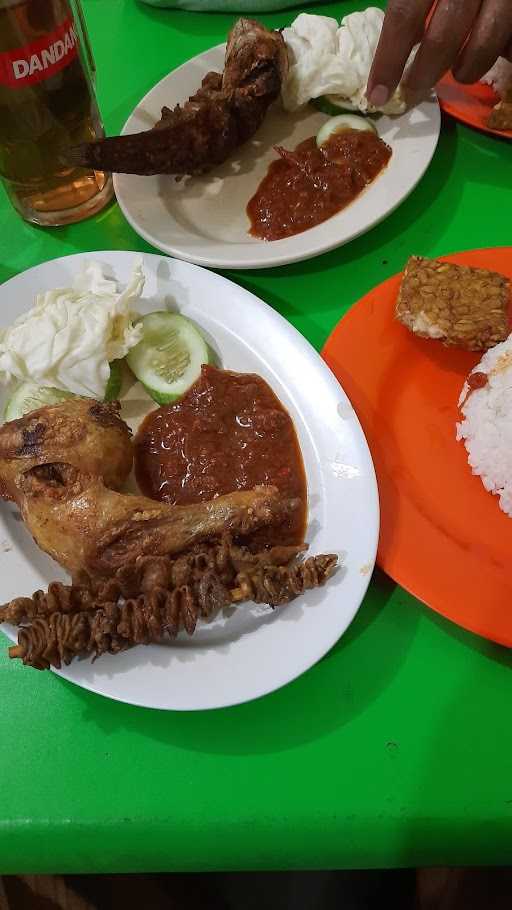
[0,399,132,503]
[0,399,338,671]
[69,19,288,177]
[15,462,298,581]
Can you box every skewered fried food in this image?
[0,398,132,502]
[1,398,338,672]
[8,550,337,669]
[1,537,306,623]
[14,462,297,581]
[396,256,510,352]
[1,539,301,625]
[1,582,97,626]
[70,19,288,177]
[1,536,336,624]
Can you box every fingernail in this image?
[368,84,390,107]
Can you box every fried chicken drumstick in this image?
[69,19,288,177]
[0,398,132,502]
[0,399,337,669]
[15,462,296,581]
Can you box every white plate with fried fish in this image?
[0,251,378,710]
[111,42,440,270]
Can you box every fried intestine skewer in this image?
[0,399,339,671]
[6,541,337,669]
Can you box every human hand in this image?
[367,0,512,108]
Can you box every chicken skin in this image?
[15,462,295,582]
[0,398,132,503]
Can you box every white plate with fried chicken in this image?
[75,17,441,270]
[0,251,378,710]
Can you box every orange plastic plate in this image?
[323,248,512,646]
[437,72,511,139]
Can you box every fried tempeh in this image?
[395,255,510,351]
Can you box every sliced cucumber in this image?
[4,382,73,422]
[4,361,125,422]
[316,114,377,148]
[126,311,211,405]
[104,360,123,402]
[312,94,357,116]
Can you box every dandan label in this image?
[0,16,78,88]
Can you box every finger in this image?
[454,0,512,82]
[367,0,433,107]
[404,0,482,92]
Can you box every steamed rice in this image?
[457,335,512,516]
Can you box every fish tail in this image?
[66,143,97,168]
[65,132,173,176]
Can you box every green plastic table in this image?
[1,0,512,875]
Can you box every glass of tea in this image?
[0,0,114,226]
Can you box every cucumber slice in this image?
[316,114,377,148]
[126,311,210,405]
[4,382,73,422]
[104,360,123,402]
[312,94,357,116]
[3,362,125,422]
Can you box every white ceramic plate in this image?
[0,251,379,710]
[113,44,440,270]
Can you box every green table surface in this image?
[1,0,512,876]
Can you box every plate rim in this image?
[113,43,441,270]
[437,72,512,140]
[0,250,380,710]
[322,244,512,647]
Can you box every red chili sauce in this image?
[467,371,488,391]
[247,128,392,241]
[135,365,307,546]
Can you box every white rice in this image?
[481,58,512,99]
[457,334,512,517]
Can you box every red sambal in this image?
[247,128,392,241]
[466,371,488,391]
[135,365,307,546]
